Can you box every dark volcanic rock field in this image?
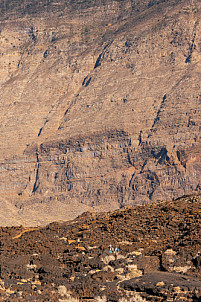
[0,194,201,301]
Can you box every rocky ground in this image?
[0,193,201,301]
[0,0,201,226]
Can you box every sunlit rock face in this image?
[0,0,201,226]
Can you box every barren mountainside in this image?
[0,0,201,225]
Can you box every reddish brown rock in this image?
[0,0,201,226]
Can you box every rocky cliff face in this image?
[0,0,201,226]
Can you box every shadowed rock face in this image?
[0,0,201,225]
[0,194,201,301]
[120,272,201,301]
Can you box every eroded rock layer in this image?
[0,0,201,225]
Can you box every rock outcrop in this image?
[0,0,201,225]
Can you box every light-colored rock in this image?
[102,265,114,272]
[172,266,191,273]
[156,281,165,287]
[126,264,143,279]
[58,285,68,297]
[164,249,177,256]
[101,255,116,264]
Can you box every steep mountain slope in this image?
[0,194,201,301]
[0,0,201,225]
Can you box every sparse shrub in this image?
[119,294,147,302]
[92,294,147,302]
[59,294,147,302]
[58,285,79,302]
[94,296,107,302]
[58,285,68,296]
[59,298,79,302]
